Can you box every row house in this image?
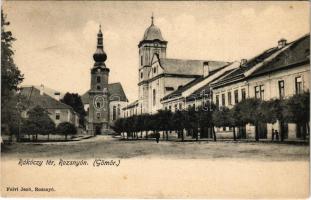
[210,34,310,140]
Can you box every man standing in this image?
[156,132,160,143]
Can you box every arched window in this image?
[96,76,101,83]
[153,89,156,106]
[97,85,101,90]
[113,106,116,120]
[117,104,120,116]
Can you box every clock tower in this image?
[88,25,110,135]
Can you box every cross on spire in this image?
[151,13,154,25]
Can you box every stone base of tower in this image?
[87,122,110,135]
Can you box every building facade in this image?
[210,35,310,139]
[20,85,79,128]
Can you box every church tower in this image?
[88,25,110,135]
[138,15,167,114]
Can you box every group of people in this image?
[271,129,280,141]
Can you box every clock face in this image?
[93,95,106,111]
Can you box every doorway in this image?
[95,126,101,135]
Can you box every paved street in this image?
[1,135,309,160]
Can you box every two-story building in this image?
[210,34,310,140]
[20,85,80,128]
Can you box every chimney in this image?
[240,59,247,67]
[40,84,44,95]
[203,61,209,77]
[54,92,60,101]
[278,38,287,49]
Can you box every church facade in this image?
[82,26,128,135]
[123,16,228,117]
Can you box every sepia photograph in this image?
[1,1,310,198]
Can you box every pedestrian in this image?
[272,128,275,141]
[156,132,160,143]
[275,130,279,141]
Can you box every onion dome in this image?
[142,14,164,41]
[93,25,107,64]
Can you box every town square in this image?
[1,1,310,198]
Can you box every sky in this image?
[3,1,309,102]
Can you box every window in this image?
[216,95,219,107]
[97,85,101,90]
[295,76,302,94]
[174,104,178,111]
[96,102,101,108]
[153,89,156,106]
[260,85,265,100]
[221,93,225,106]
[117,104,120,116]
[153,67,157,74]
[255,86,260,99]
[255,85,264,100]
[55,112,60,120]
[278,80,285,99]
[96,112,100,120]
[140,72,143,79]
[140,55,143,66]
[234,90,239,104]
[179,103,182,110]
[228,92,232,105]
[113,106,116,121]
[168,105,172,111]
[96,76,101,83]
[241,88,246,100]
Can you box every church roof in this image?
[142,24,165,41]
[161,64,229,101]
[19,86,74,110]
[81,82,128,104]
[159,58,229,76]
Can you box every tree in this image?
[283,92,310,140]
[23,105,55,141]
[57,122,77,140]
[112,118,124,135]
[61,93,86,127]
[212,107,233,140]
[171,110,185,141]
[157,110,172,140]
[1,10,24,139]
[184,107,199,141]
[236,98,270,141]
[198,102,216,141]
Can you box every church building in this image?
[122,16,228,117]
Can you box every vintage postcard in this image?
[1,1,310,198]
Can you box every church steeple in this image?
[93,25,107,66]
